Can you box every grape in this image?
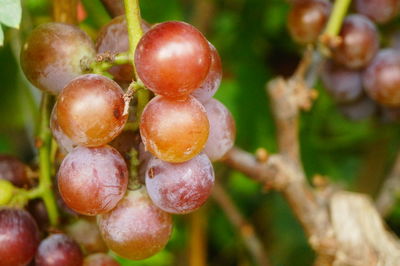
[35,234,83,266]
[338,96,377,121]
[96,15,150,83]
[320,60,363,103]
[84,253,120,266]
[0,155,29,187]
[332,15,379,69]
[50,104,76,154]
[98,187,173,260]
[135,21,211,98]
[354,0,400,24]
[140,95,209,163]
[20,22,95,94]
[203,99,236,161]
[56,74,127,147]
[287,0,331,44]
[110,130,140,165]
[145,153,214,214]
[0,208,39,266]
[363,49,400,107]
[57,145,128,216]
[380,107,400,123]
[191,43,223,103]
[65,218,108,254]
[27,199,49,232]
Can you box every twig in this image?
[52,0,78,24]
[376,151,400,216]
[212,180,270,266]
[188,208,207,266]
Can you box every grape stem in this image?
[81,51,131,77]
[319,0,352,55]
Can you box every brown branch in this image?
[188,209,207,266]
[212,180,270,266]
[375,151,400,216]
[100,0,125,17]
[52,0,78,24]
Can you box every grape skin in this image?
[0,208,40,266]
[363,49,400,107]
[354,0,400,24]
[287,0,331,44]
[203,99,236,161]
[98,187,173,260]
[145,153,215,214]
[56,74,127,147]
[20,22,95,94]
[135,21,211,98]
[191,43,223,103]
[35,234,83,266]
[338,96,377,121]
[50,104,76,154]
[332,15,379,69]
[83,253,120,266]
[0,155,29,187]
[321,60,363,103]
[140,95,209,163]
[57,145,128,216]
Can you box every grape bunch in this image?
[0,8,236,264]
[287,0,400,121]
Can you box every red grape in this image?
[354,0,400,24]
[338,96,377,121]
[363,49,400,107]
[0,155,29,187]
[56,74,127,147]
[287,0,331,44]
[135,21,211,98]
[320,60,363,103]
[96,15,150,83]
[57,145,128,216]
[84,253,120,266]
[191,43,223,103]
[0,208,39,266]
[50,104,76,154]
[20,22,95,94]
[140,95,209,163]
[332,15,379,69]
[65,218,108,254]
[98,187,173,260]
[35,234,83,266]
[27,199,49,232]
[145,153,215,214]
[203,99,236,161]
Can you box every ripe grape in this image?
[363,49,400,107]
[65,218,108,254]
[0,155,29,187]
[191,43,223,103]
[56,74,127,147]
[0,208,39,266]
[338,96,377,121]
[287,0,331,44]
[135,21,211,98]
[27,199,49,232]
[110,130,140,165]
[35,234,83,266]
[84,253,120,266]
[50,105,76,154]
[20,22,96,94]
[96,15,150,83]
[320,60,363,103]
[57,145,128,216]
[98,187,173,260]
[203,99,236,161]
[354,0,400,24]
[332,15,379,69]
[140,96,209,163]
[145,153,215,214]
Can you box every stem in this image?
[52,0,78,24]
[37,94,59,226]
[123,0,143,78]
[323,0,352,37]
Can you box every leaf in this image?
[0,26,3,46]
[0,0,21,28]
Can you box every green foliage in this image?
[0,0,22,45]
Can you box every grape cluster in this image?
[0,12,236,264]
[288,0,400,121]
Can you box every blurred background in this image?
[2,0,400,265]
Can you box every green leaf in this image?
[0,26,3,46]
[0,0,21,28]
